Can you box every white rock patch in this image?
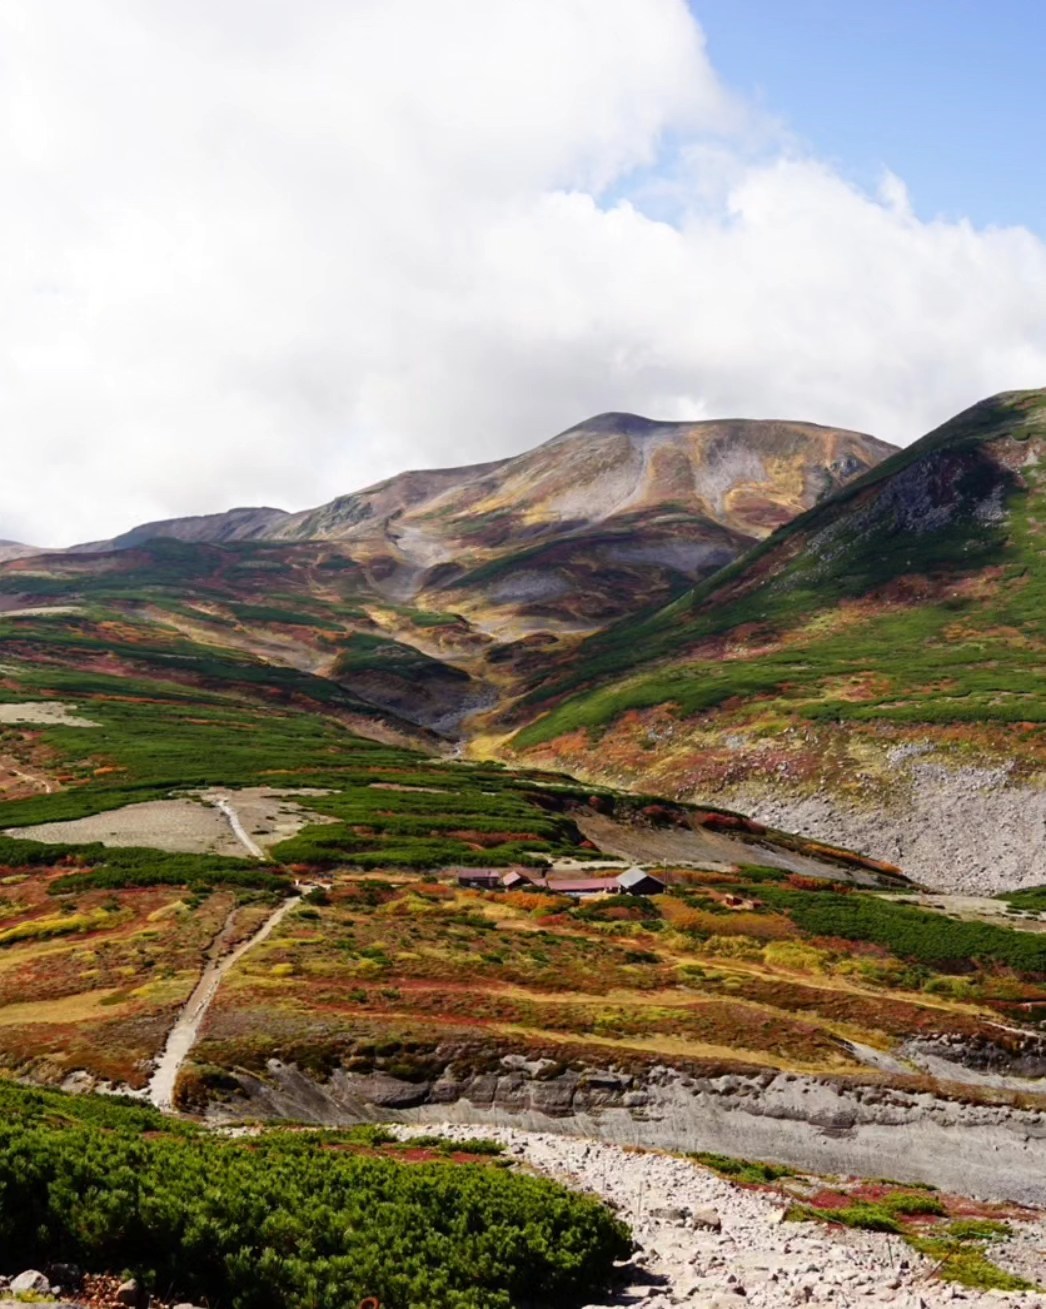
[0,701,99,728]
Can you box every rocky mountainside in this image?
[0,411,890,738]
[71,413,894,630]
[77,505,291,552]
[508,389,1046,890]
[269,414,893,628]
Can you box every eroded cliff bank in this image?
[723,758,1046,895]
[205,1052,1046,1205]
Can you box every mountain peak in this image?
[552,412,676,440]
[912,386,1046,456]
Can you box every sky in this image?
[2,0,1046,546]
[692,0,1046,233]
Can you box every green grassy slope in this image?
[510,389,1046,747]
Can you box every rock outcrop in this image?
[209,1053,1046,1205]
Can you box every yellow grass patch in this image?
[0,909,114,949]
[488,1022,864,1075]
[763,941,831,973]
[0,987,132,1026]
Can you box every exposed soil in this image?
[574,812,891,885]
[0,701,99,728]
[4,787,335,857]
[726,759,1046,894]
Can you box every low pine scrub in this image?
[758,885,1046,975]
[0,1083,630,1309]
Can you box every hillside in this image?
[0,413,891,738]
[0,581,942,1089]
[0,395,1044,1222]
[73,412,894,632]
[0,611,1043,1206]
[507,389,1046,890]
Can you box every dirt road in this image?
[210,795,266,859]
[147,895,300,1110]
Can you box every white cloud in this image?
[1,0,1044,545]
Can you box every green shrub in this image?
[880,1191,947,1217]
[0,1082,630,1309]
[690,1152,794,1184]
[758,886,1046,975]
[907,1233,1035,1291]
[786,1202,902,1234]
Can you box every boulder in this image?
[690,1207,722,1232]
[10,1271,50,1296]
[46,1262,83,1291]
[650,1205,691,1225]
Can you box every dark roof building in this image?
[617,868,665,896]
[455,869,504,889]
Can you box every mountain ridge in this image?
[77,505,292,553]
[32,411,895,642]
[505,387,1046,890]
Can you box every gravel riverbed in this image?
[394,1124,1046,1308]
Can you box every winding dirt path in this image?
[210,794,267,860]
[147,895,300,1110]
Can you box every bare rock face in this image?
[208,1052,1046,1206]
[722,758,1046,894]
[9,1271,49,1296]
[903,1031,1046,1079]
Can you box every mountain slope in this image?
[507,389,1046,890]
[78,505,291,552]
[77,413,894,633]
[1,412,892,735]
[0,536,490,735]
[273,413,895,627]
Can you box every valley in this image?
[0,395,1045,1305]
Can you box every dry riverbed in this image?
[393,1124,1046,1309]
